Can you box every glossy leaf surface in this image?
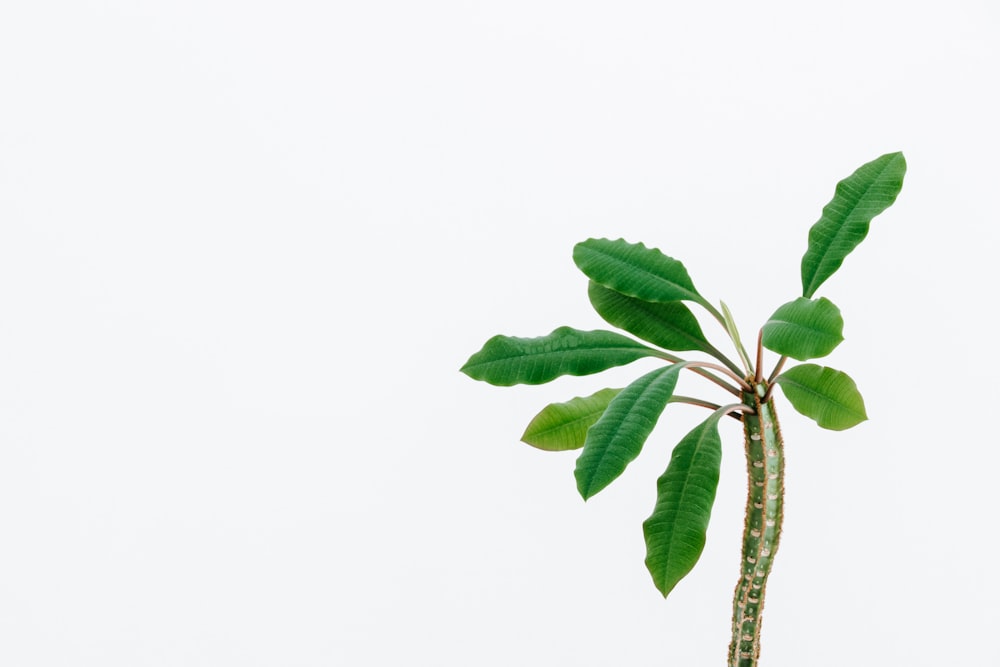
[573,238,703,304]
[774,363,867,430]
[588,281,712,354]
[575,364,682,499]
[643,411,725,597]
[801,152,906,297]
[460,327,658,386]
[762,297,844,360]
[521,388,622,451]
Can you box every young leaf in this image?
[573,238,703,304]
[801,152,906,297]
[587,281,712,354]
[720,300,753,373]
[575,364,683,499]
[774,363,867,430]
[521,388,622,452]
[460,327,659,386]
[761,297,844,360]
[643,411,725,597]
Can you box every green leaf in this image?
[574,364,683,499]
[719,300,753,373]
[521,388,622,451]
[643,411,725,597]
[774,363,867,430]
[801,152,906,297]
[460,327,659,386]
[762,297,844,360]
[587,281,712,354]
[573,238,704,304]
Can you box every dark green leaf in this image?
[801,152,906,297]
[774,363,867,430]
[588,281,712,354]
[573,238,703,304]
[460,327,658,386]
[643,411,725,597]
[575,364,683,499]
[762,297,844,360]
[521,388,622,451]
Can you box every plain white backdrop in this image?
[1,1,998,665]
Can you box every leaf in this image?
[587,281,713,354]
[643,411,725,597]
[762,297,844,360]
[774,363,867,430]
[801,152,906,297]
[720,301,742,348]
[521,388,622,451]
[573,238,704,304]
[460,327,659,386]
[574,364,683,499]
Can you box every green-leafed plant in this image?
[460,152,906,666]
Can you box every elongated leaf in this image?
[588,282,712,354]
[643,411,725,597]
[775,363,867,430]
[573,238,703,304]
[575,364,683,499]
[521,388,622,451]
[460,327,658,386]
[762,297,844,360]
[801,152,906,297]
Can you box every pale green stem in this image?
[719,301,755,376]
[754,330,764,386]
[697,298,729,330]
[690,297,755,378]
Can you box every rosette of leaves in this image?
[460,152,905,666]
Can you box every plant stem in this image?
[762,356,788,402]
[650,352,743,396]
[766,356,788,386]
[697,298,729,331]
[668,396,749,420]
[683,361,753,392]
[704,342,749,378]
[728,391,785,667]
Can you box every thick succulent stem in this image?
[728,389,785,666]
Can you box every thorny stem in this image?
[729,393,785,667]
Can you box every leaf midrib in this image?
[777,376,866,419]
[581,244,700,302]
[804,154,902,295]
[465,344,653,368]
[766,317,841,340]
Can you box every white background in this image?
[1,2,997,665]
